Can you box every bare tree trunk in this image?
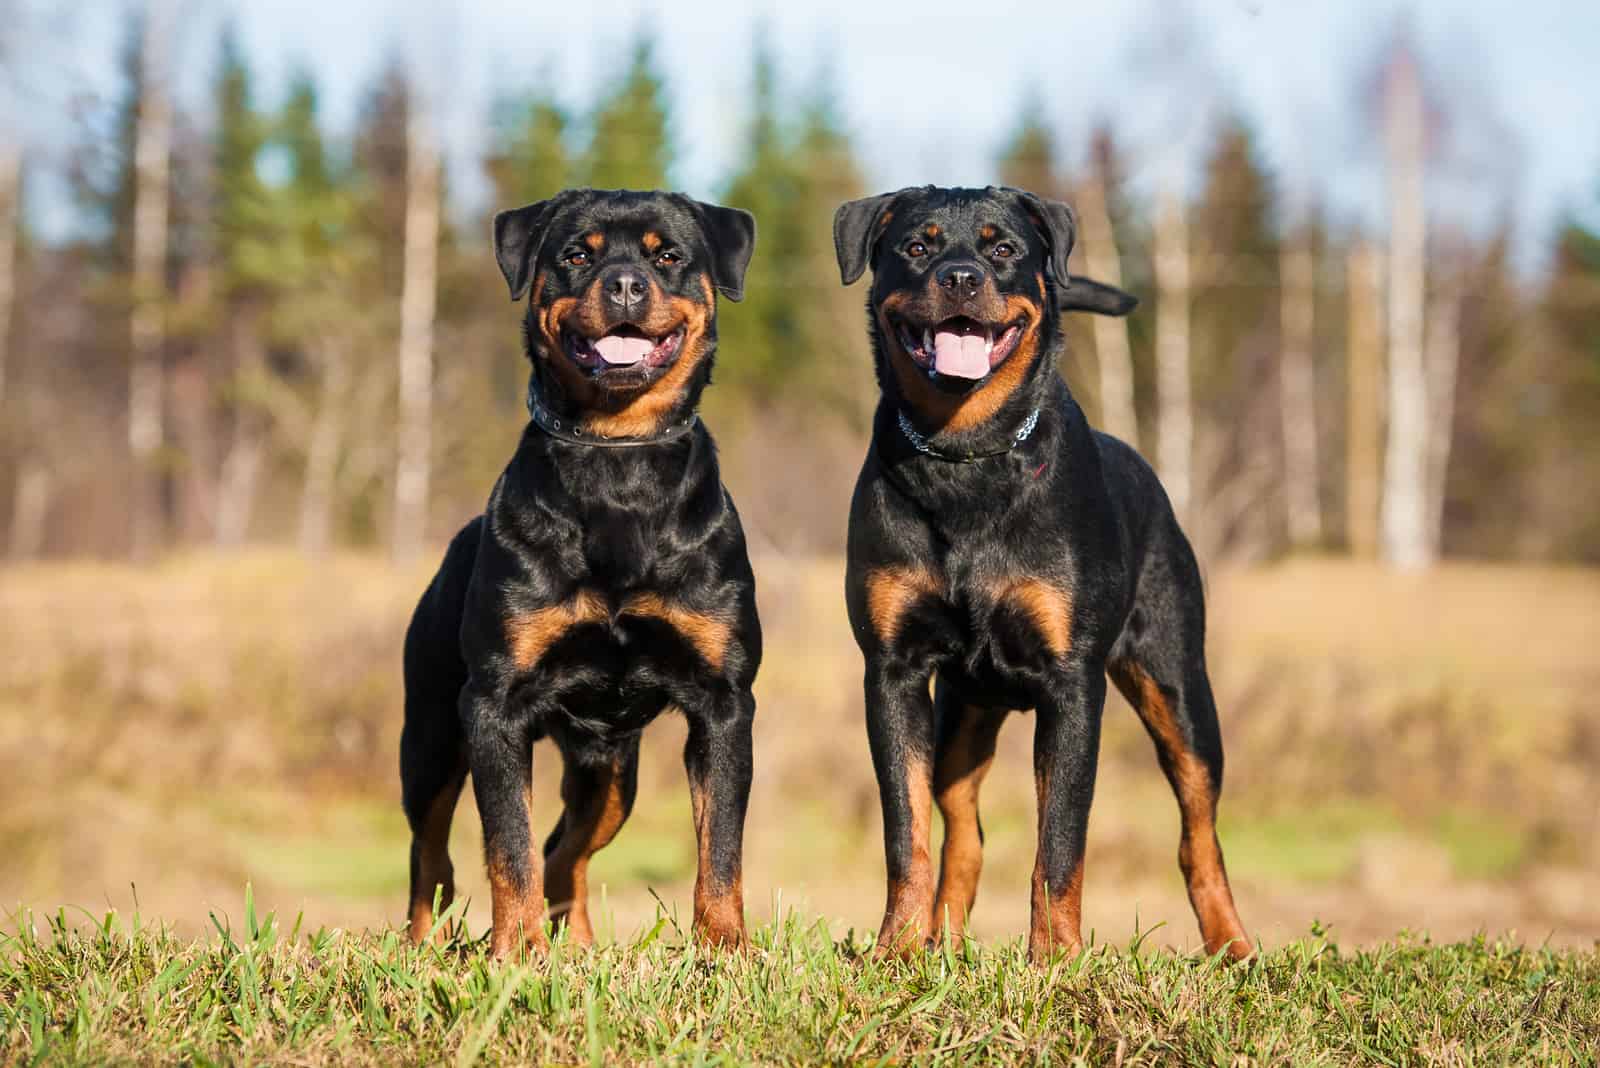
[1423,249,1461,557]
[8,458,49,561]
[1278,221,1322,547]
[391,100,440,565]
[1380,47,1430,571]
[1076,169,1138,450]
[299,337,350,556]
[0,143,18,413]
[215,314,266,548]
[1153,185,1193,524]
[128,0,173,562]
[1345,238,1383,558]
[168,264,217,542]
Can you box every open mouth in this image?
[564,323,686,373]
[893,315,1023,381]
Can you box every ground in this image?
[1,553,1596,1061]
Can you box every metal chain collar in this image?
[896,407,1040,463]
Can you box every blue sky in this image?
[12,0,1600,267]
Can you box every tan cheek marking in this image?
[623,592,734,671]
[865,567,942,644]
[874,292,1046,435]
[507,590,609,670]
[990,577,1073,658]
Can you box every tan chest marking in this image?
[621,591,735,671]
[507,590,610,670]
[864,567,944,644]
[988,577,1073,658]
[507,588,734,672]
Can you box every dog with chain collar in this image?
[834,185,1252,964]
[400,189,759,958]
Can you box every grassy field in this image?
[1,552,1597,1061]
[5,897,1597,1065]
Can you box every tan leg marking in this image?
[487,778,547,960]
[877,753,936,956]
[545,759,630,946]
[1110,660,1251,961]
[407,764,467,944]
[688,776,745,949]
[932,707,1004,938]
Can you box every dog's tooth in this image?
[923,329,933,354]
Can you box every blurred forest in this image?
[0,12,1597,568]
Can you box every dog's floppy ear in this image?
[493,196,563,301]
[1059,275,1139,317]
[1011,189,1078,288]
[833,191,901,285]
[689,199,757,302]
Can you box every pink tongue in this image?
[594,335,654,365]
[933,330,990,379]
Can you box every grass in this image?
[3,553,1598,1060]
[3,896,1596,1066]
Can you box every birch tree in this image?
[1078,128,1138,450]
[128,0,173,560]
[1379,41,1430,570]
[1345,238,1383,558]
[1422,238,1462,555]
[390,90,439,565]
[0,143,17,414]
[1153,184,1192,523]
[1279,216,1322,546]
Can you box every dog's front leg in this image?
[463,683,546,959]
[866,656,937,956]
[683,685,754,949]
[1027,666,1106,963]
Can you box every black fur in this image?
[401,189,760,956]
[835,185,1251,962]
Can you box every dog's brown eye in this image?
[907,241,928,258]
[656,251,681,267]
[565,250,590,267]
[992,243,1016,260]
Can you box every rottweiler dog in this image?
[833,185,1251,963]
[401,189,759,958]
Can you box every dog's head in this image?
[494,189,755,436]
[834,185,1134,432]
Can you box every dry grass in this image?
[1,552,1596,957]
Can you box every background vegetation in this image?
[1,4,1597,1063]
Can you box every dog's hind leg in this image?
[1109,520,1252,961]
[401,690,467,945]
[930,678,1006,940]
[543,737,642,946]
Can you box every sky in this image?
[10,0,1600,268]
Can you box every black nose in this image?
[604,268,649,308]
[936,261,984,297]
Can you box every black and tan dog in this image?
[833,185,1251,963]
[401,189,759,958]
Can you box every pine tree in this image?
[211,27,276,548]
[1190,117,1279,556]
[996,105,1101,411]
[719,35,801,397]
[487,88,571,207]
[584,35,671,190]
